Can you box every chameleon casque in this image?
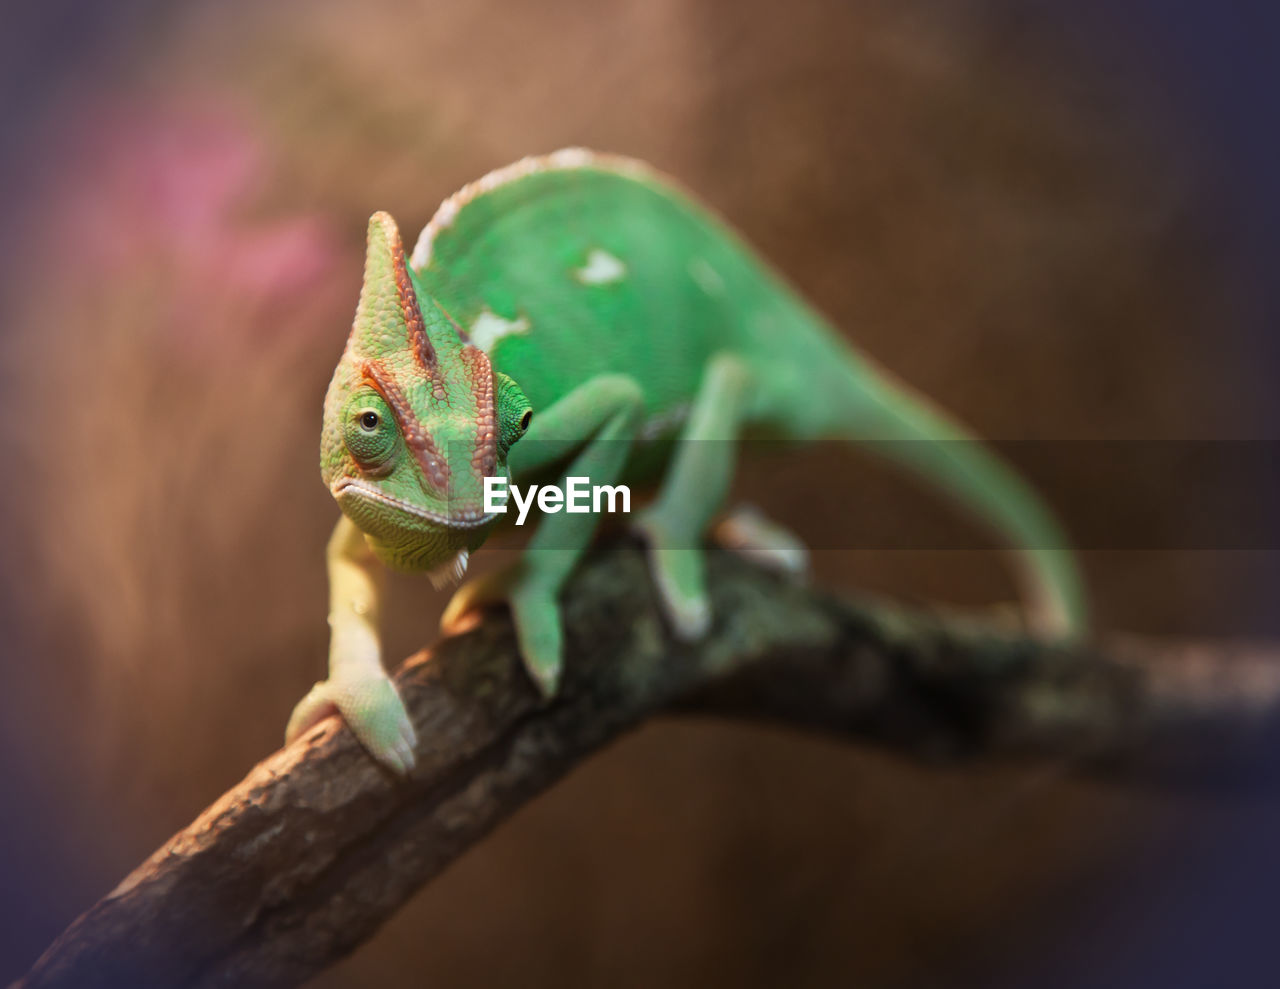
[285,148,1087,773]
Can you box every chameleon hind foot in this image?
[442,562,565,697]
[629,352,752,641]
[712,503,810,581]
[285,672,418,775]
[632,514,712,640]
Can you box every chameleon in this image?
[285,148,1087,773]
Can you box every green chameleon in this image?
[285,149,1087,773]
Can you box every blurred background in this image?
[2,0,1278,985]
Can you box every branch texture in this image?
[16,542,1280,988]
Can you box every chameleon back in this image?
[408,150,844,433]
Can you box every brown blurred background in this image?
[2,0,1278,985]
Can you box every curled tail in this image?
[807,356,1089,637]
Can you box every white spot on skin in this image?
[575,248,627,285]
[687,258,725,296]
[409,236,433,273]
[434,198,459,229]
[469,308,531,354]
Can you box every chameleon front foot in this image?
[442,564,565,697]
[285,674,418,775]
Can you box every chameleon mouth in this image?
[332,478,498,529]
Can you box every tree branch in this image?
[16,541,1280,989]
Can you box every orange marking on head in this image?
[389,233,437,373]
[361,360,451,493]
[461,346,497,481]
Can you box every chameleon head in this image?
[320,212,532,580]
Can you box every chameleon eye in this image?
[495,372,533,458]
[343,394,398,471]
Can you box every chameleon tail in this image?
[816,359,1088,637]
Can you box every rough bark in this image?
[15,541,1280,989]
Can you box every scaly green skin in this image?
[286,149,1088,773]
